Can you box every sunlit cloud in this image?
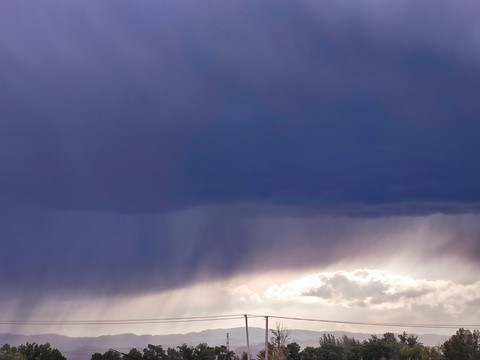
[263,270,480,314]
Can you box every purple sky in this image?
[1,0,480,336]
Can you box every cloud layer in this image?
[1,0,480,330]
[1,0,480,214]
[1,204,479,301]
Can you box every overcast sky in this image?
[1,0,480,338]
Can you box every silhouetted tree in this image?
[420,346,445,360]
[338,335,363,360]
[92,353,104,360]
[143,345,168,360]
[124,348,142,360]
[362,333,401,360]
[214,345,235,360]
[1,345,25,360]
[167,348,181,360]
[177,344,195,360]
[18,343,65,360]
[442,328,480,360]
[286,342,300,360]
[193,343,215,360]
[101,349,121,360]
[318,334,343,360]
[299,346,319,360]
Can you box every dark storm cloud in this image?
[1,204,480,301]
[1,0,480,304]
[1,0,480,213]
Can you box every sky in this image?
[1,0,480,339]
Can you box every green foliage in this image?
[103,349,121,360]
[1,346,26,360]
[299,346,318,360]
[193,343,215,360]
[18,343,65,360]
[91,349,121,360]
[1,345,14,357]
[383,333,398,343]
[214,345,235,360]
[361,333,403,360]
[166,348,181,360]
[398,332,421,348]
[441,328,480,360]
[0,343,64,360]
[286,342,300,360]
[295,334,362,360]
[91,353,104,360]
[317,334,343,360]
[143,345,168,360]
[177,344,195,360]
[124,348,142,360]
[420,346,444,360]
[3,354,27,360]
[339,335,363,360]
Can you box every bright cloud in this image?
[263,270,480,313]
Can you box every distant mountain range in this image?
[0,328,449,360]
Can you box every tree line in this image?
[1,327,479,360]
[259,326,480,360]
[0,343,65,360]
[91,344,236,360]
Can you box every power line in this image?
[0,313,478,330]
[0,314,245,326]
[252,314,480,330]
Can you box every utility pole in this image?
[265,316,269,360]
[245,314,251,360]
[227,332,230,352]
